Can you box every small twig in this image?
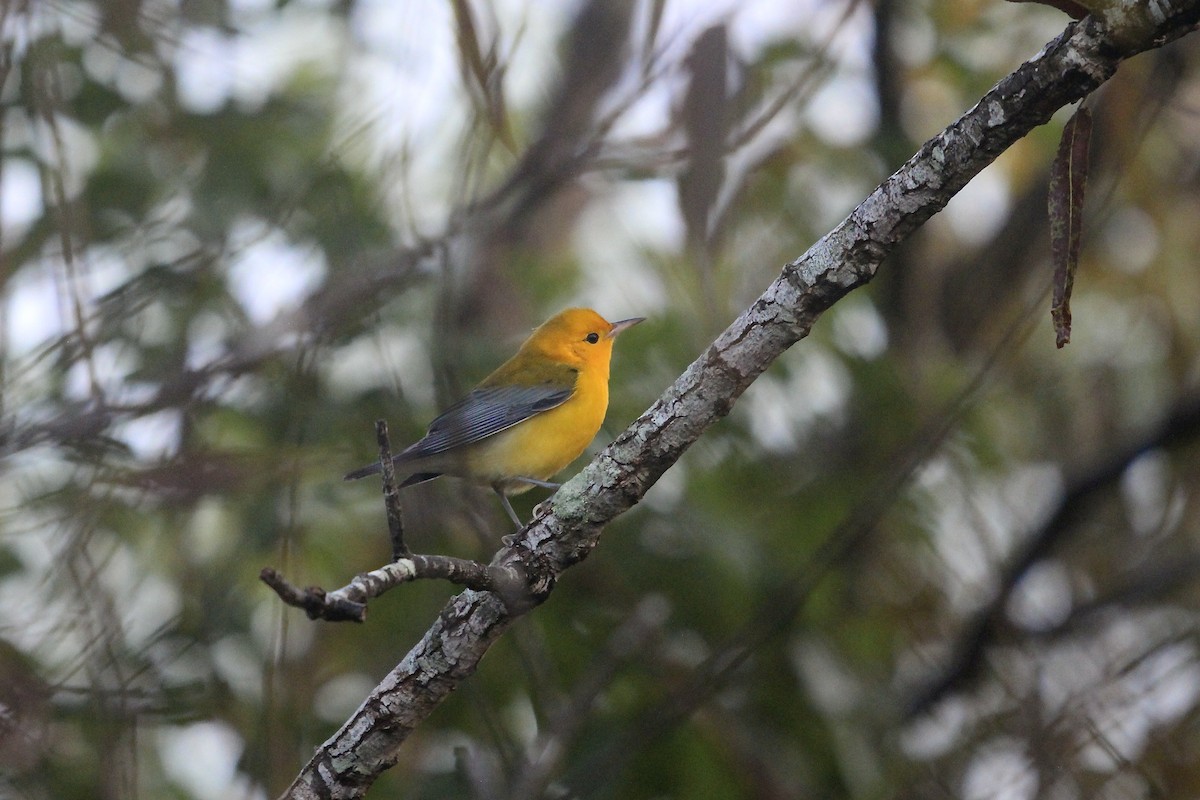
[261,555,529,623]
[1035,550,1200,638]
[260,567,368,623]
[375,419,409,560]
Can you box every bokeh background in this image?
[3,1,1200,798]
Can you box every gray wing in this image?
[400,383,573,460]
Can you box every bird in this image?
[345,308,644,527]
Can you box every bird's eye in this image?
[585,332,600,344]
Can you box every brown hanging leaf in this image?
[1048,105,1092,348]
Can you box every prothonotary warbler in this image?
[345,308,643,526]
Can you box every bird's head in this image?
[525,308,643,370]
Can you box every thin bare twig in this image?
[260,554,529,624]
[374,419,409,560]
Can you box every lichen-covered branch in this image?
[260,557,527,623]
[280,6,1200,798]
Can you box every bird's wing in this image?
[400,381,575,460]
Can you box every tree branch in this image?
[279,6,1200,798]
[260,555,529,623]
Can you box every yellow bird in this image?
[345,308,643,526]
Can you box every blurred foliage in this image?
[2,1,1200,799]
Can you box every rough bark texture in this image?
[281,6,1200,798]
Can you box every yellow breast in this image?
[466,368,608,492]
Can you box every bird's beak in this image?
[606,317,645,339]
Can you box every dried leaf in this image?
[1048,105,1092,348]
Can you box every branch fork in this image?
[260,420,538,622]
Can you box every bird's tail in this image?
[343,462,383,481]
[344,459,443,487]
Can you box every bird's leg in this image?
[514,476,561,490]
[493,486,523,530]
[496,479,559,543]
